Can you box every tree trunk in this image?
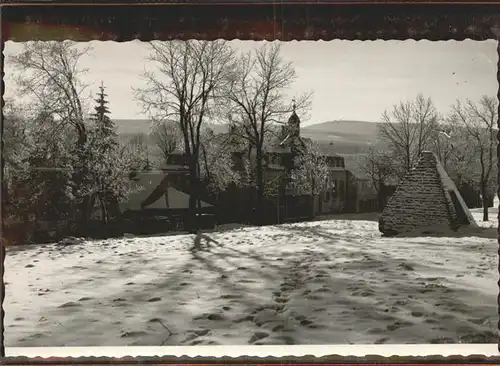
[483,199,489,222]
[376,193,384,212]
[480,182,489,222]
[377,183,386,212]
[100,198,108,226]
[482,195,489,222]
[310,194,316,219]
[187,159,198,233]
[196,163,203,228]
[255,149,265,224]
[105,195,122,237]
[310,176,316,219]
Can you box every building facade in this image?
[259,107,349,218]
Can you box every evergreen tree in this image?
[87,82,121,225]
[91,82,117,151]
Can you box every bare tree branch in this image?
[378,94,439,179]
[451,95,498,221]
[223,43,313,208]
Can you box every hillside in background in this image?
[113,119,383,178]
[114,119,382,155]
[114,119,153,135]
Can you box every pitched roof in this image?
[119,172,212,212]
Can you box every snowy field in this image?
[4,208,498,347]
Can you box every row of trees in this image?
[133,40,314,228]
[361,93,498,221]
[3,42,164,239]
[3,83,142,236]
[4,40,318,234]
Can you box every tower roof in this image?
[287,111,300,126]
[288,98,300,126]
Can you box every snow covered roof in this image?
[120,173,164,212]
[120,172,212,212]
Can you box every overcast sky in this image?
[4,39,497,126]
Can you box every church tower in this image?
[287,99,301,139]
[279,99,305,155]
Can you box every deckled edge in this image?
[1,2,500,361]
[496,27,500,362]
[2,4,500,42]
[2,354,500,363]
[1,3,6,359]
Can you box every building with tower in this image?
[228,102,349,220]
[117,103,351,230]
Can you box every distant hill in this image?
[113,119,381,153]
[113,118,380,178]
[113,119,229,136]
[113,119,152,135]
[301,120,383,155]
[303,120,379,134]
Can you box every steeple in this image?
[287,98,301,138]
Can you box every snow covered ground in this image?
[4,208,498,347]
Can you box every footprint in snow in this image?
[238,278,256,284]
[271,324,285,332]
[249,331,269,344]
[78,296,93,302]
[58,301,81,308]
[193,328,211,336]
[147,297,162,302]
[233,315,254,323]
[120,330,148,338]
[315,286,331,294]
[375,336,390,344]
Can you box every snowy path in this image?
[4,211,498,346]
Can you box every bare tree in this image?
[8,41,94,225]
[7,109,74,231]
[289,141,334,219]
[150,121,183,163]
[3,100,30,183]
[378,94,439,179]
[198,126,243,195]
[358,147,395,210]
[429,127,455,172]
[134,40,236,231]
[451,95,498,221]
[123,132,151,172]
[8,41,91,147]
[225,43,312,218]
[431,114,477,186]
